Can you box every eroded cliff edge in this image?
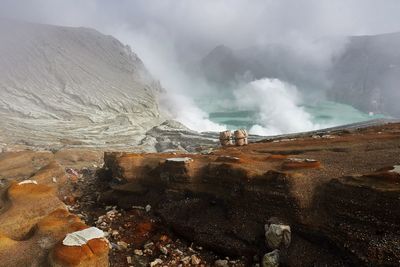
[101,123,400,266]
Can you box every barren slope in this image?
[0,21,163,148]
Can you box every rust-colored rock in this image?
[0,151,109,267]
[50,237,109,267]
[0,182,66,239]
[0,151,54,180]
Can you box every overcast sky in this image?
[2,0,400,86]
[2,0,400,54]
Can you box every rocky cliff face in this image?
[329,32,400,117]
[102,123,400,266]
[0,21,164,148]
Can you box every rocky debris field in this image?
[0,123,399,266]
[67,165,247,267]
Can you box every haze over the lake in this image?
[1,0,400,134]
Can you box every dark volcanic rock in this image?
[101,123,400,266]
[315,170,400,266]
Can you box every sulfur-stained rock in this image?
[0,182,66,240]
[0,208,108,267]
[31,161,68,189]
[0,150,109,267]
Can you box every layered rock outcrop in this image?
[102,123,400,266]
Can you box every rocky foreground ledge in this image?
[0,123,399,266]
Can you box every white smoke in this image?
[234,78,323,135]
[112,27,226,133]
[159,92,226,132]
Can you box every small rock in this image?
[191,255,201,265]
[150,258,163,267]
[126,256,132,264]
[143,248,153,255]
[216,155,241,163]
[66,168,79,177]
[18,180,38,185]
[175,248,183,255]
[111,230,119,237]
[144,242,154,249]
[132,205,145,210]
[62,227,104,246]
[165,157,193,163]
[159,235,169,242]
[145,204,151,212]
[265,224,291,249]
[117,241,129,250]
[181,256,190,265]
[262,249,279,267]
[160,246,168,255]
[134,249,144,256]
[214,259,229,267]
[132,255,149,267]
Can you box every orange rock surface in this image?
[0,149,109,267]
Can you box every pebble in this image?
[191,254,201,265]
[181,256,190,264]
[117,241,129,250]
[144,242,154,249]
[175,249,183,255]
[145,204,151,212]
[214,259,229,267]
[150,258,163,267]
[159,235,169,242]
[126,256,132,264]
[132,205,145,210]
[262,249,279,267]
[160,246,168,255]
[144,248,153,255]
[134,249,144,256]
[111,230,119,237]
